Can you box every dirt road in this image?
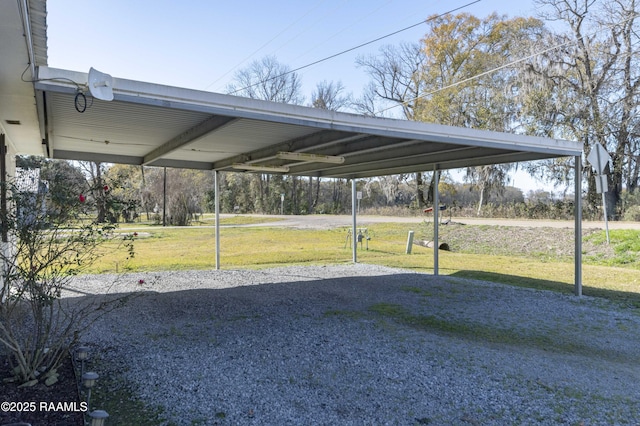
[220,213,640,230]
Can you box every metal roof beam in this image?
[287,141,466,174]
[319,147,493,176]
[212,130,365,170]
[53,149,143,165]
[142,115,236,165]
[248,135,417,169]
[316,151,557,179]
[143,158,214,170]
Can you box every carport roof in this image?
[33,66,581,179]
[0,0,584,295]
[2,0,581,178]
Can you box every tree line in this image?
[18,0,640,220]
[16,156,596,224]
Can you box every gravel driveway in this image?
[68,264,640,425]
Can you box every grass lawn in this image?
[89,219,640,309]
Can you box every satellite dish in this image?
[87,67,114,101]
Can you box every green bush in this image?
[623,205,640,222]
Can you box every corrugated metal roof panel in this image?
[48,92,212,157]
[187,118,318,152]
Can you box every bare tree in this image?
[352,83,380,117]
[356,42,431,208]
[356,42,427,120]
[306,80,354,213]
[225,55,304,104]
[224,56,307,214]
[311,80,352,111]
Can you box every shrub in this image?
[623,205,640,222]
[0,178,134,386]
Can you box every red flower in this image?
[103,185,109,192]
[79,194,86,203]
[138,279,145,285]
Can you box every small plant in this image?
[0,174,134,386]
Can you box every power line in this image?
[204,0,328,91]
[227,0,482,96]
[287,0,393,66]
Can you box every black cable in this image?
[21,64,95,113]
[75,92,87,113]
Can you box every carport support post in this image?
[214,170,220,270]
[575,156,582,296]
[433,167,439,276]
[352,178,357,263]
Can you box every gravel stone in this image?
[65,264,640,425]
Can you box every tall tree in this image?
[224,55,306,214]
[80,162,109,223]
[521,0,640,218]
[307,80,353,213]
[143,168,212,225]
[413,13,545,214]
[225,55,304,104]
[356,42,431,208]
[311,80,351,111]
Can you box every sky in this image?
[45,0,558,194]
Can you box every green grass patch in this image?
[369,302,496,339]
[116,214,281,228]
[585,229,640,267]
[89,359,173,426]
[366,302,630,359]
[323,309,366,320]
[79,221,640,308]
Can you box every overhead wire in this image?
[204,0,329,91]
[227,0,482,96]
[286,0,393,66]
[267,0,357,63]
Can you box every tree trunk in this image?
[314,178,320,211]
[477,181,486,216]
[292,176,298,215]
[94,162,106,223]
[140,166,149,221]
[415,172,427,209]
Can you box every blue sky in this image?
[47,0,544,99]
[46,0,554,193]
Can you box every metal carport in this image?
[1,0,584,294]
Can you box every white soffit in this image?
[34,66,582,177]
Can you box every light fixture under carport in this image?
[231,163,290,173]
[276,151,345,164]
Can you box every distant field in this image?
[89,217,640,309]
